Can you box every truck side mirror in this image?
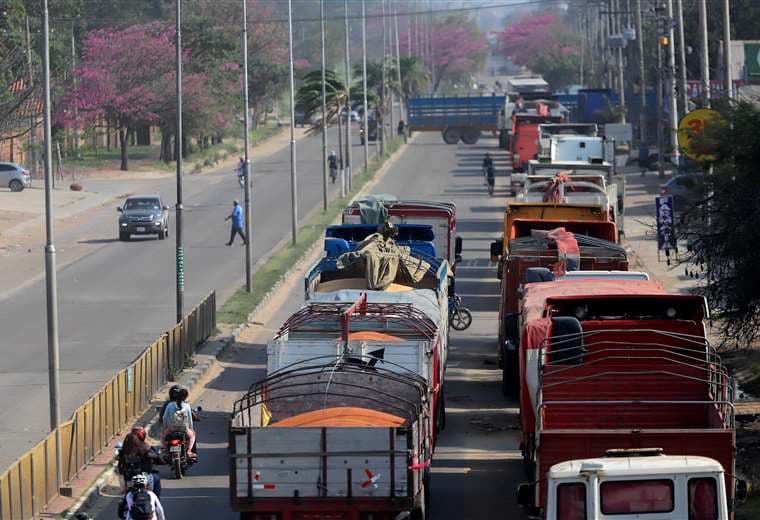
[490,240,503,262]
[116,207,123,212]
[455,235,463,255]
[517,483,535,507]
[736,479,748,502]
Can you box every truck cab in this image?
[519,450,739,520]
[550,135,606,162]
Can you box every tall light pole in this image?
[320,0,328,210]
[698,0,710,106]
[175,0,185,323]
[241,0,252,292]
[361,0,369,171]
[634,0,646,144]
[41,0,62,490]
[343,0,352,192]
[288,0,298,244]
[722,0,732,98]
[380,0,387,154]
[666,0,680,166]
[676,0,688,114]
[387,1,395,145]
[394,6,403,125]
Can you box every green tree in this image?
[679,100,760,347]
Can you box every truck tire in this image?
[461,128,480,145]
[502,343,519,399]
[442,128,460,145]
[437,388,446,432]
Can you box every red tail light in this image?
[169,439,181,446]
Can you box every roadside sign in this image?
[655,195,676,252]
[677,108,721,162]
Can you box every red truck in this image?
[516,279,736,517]
[489,203,627,397]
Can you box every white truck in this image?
[550,134,606,162]
[518,449,746,520]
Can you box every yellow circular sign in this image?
[677,108,722,162]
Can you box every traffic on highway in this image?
[2,1,760,520]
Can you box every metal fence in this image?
[0,291,216,520]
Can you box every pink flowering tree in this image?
[59,23,178,170]
[495,11,580,89]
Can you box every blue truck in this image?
[407,95,506,145]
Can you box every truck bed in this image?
[408,96,504,131]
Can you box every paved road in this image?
[0,125,372,469]
[86,132,527,519]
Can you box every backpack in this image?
[120,454,143,481]
[167,406,189,433]
[129,489,154,520]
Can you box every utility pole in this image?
[42,0,62,491]
[320,0,328,210]
[580,3,587,86]
[241,0,252,293]
[656,8,665,178]
[698,0,710,106]
[288,0,298,243]
[614,0,626,122]
[175,0,185,323]
[387,1,395,142]
[722,0,732,98]
[343,0,352,192]
[675,0,688,114]
[380,0,387,155]
[394,6,403,125]
[634,0,646,144]
[666,0,680,167]
[25,16,35,182]
[361,0,369,171]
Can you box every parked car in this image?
[660,173,705,209]
[0,162,31,192]
[117,195,170,241]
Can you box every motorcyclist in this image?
[161,386,197,458]
[482,153,495,186]
[328,151,338,183]
[117,427,162,497]
[236,156,246,178]
[118,474,165,520]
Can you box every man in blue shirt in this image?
[225,200,247,246]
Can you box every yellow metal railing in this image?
[0,291,216,520]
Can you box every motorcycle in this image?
[114,442,161,496]
[162,406,202,479]
[485,166,495,196]
[449,294,473,331]
[329,166,338,184]
[237,170,246,189]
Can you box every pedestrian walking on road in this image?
[225,200,247,246]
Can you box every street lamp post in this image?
[666,0,680,168]
[361,0,369,172]
[344,0,352,192]
[175,0,185,323]
[320,0,328,210]
[288,0,298,244]
[242,0,252,293]
[41,0,62,490]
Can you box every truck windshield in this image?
[557,482,586,520]
[600,479,674,514]
[689,478,718,520]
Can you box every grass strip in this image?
[218,137,403,325]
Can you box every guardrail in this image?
[0,291,216,520]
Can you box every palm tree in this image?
[398,57,430,102]
[296,69,377,133]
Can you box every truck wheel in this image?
[438,388,446,432]
[461,129,480,145]
[502,344,519,399]
[424,470,431,512]
[442,128,461,145]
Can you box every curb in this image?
[66,137,409,518]
[62,339,229,519]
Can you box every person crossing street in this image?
[225,200,247,246]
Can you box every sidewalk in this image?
[619,167,699,294]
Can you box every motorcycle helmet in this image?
[169,384,182,401]
[378,221,399,239]
[131,426,146,442]
[132,474,149,489]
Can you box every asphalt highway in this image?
[86,132,528,519]
[0,125,368,469]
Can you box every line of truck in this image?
[488,78,744,519]
[228,198,462,520]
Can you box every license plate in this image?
[169,445,181,453]
[136,226,146,232]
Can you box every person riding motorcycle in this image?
[328,151,338,183]
[117,427,162,497]
[236,156,245,178]
[118,474,165,520]
[482,153,495,189]
[161,386,197,458]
